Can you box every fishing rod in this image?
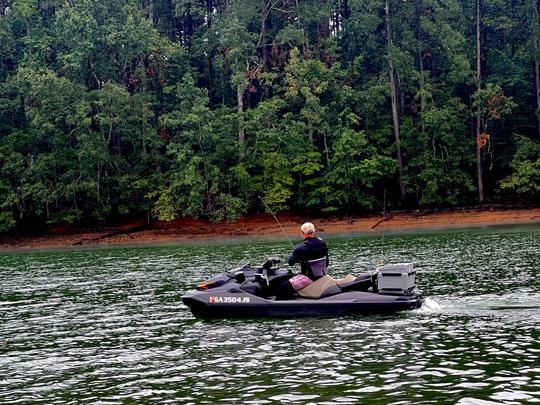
[258,195,294,248]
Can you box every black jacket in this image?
[288,236,329,280]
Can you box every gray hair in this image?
[301,222,315,234]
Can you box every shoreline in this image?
[2,207,540,252]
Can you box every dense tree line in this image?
[1,0,540,232]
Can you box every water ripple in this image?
[1,229,540,403]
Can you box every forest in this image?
[1,0,540,232]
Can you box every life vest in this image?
[308,256,328,278]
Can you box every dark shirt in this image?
[288,236,329,280]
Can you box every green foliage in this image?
[47,209,81,226]
[0,176,15,232]
[0,211,15,232]
[327,129,395,210]
[291,151,324,208]
[1,0,540,232]
[150,186,177,221]
[501,159,540,194]
[403,99,475,207]
[473,83,517,130]
[500,136,540,194]
[260,152,294,213]
[209,193,247,223]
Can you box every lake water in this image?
[1,227,539,404]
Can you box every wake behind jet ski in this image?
[182,258,424,318]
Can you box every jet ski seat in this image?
[297,275,341,299]
[335,274,356,285]
[337,273,373,292]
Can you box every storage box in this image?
[376,263,416,295]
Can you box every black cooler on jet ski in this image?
[182,258,424,318]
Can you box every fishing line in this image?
[258,195,294,248]
[379,231,385,268]
[379,189,387,268]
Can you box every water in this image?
[1,228,539,404]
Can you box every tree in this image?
[216,0,259,160]
[472,82,516,200]
[385,0,406,203]
[500,135,540,196]
[475,0,484,203]
[327,127,395,210]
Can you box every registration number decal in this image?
[209,296,251,304]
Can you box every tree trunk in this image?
[295,0,308,55]
[165,0,176,41]
[385,0,406,203]
[148,0,154,22]
[184,2,193,49]
[334,0,340,35]
[237,83,245,160]
[260,0,269,71]
[534,0,540,139]
[206,0,213,19]
[205,0,215,105]
[323,133,331,168]
[535,58,540,140]
[415,0,426,135]
[476,0,484,203]
[97,166,101,204]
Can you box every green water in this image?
[1,227,539,404]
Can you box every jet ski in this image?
[182,258,424,318]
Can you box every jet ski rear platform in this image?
[182,261,424,318]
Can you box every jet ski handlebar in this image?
[261,257,282,270]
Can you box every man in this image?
[288,222,329,281]
[275,222,329,300]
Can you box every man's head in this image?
[300,222,316,238]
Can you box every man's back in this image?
[288,236,328,280]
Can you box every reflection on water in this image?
[1,228,539,404]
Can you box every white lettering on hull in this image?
[209,296,251,304]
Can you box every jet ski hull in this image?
[182,290,424,318]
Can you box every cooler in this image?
[376,263,416,295]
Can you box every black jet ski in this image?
[182,258,424,318]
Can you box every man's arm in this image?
[288,244,304,266]
[321,239,329,266]
[288,250,298,266]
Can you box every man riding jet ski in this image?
[182,221,423,318]
[181,257,424,318]
[276,222,329,300]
